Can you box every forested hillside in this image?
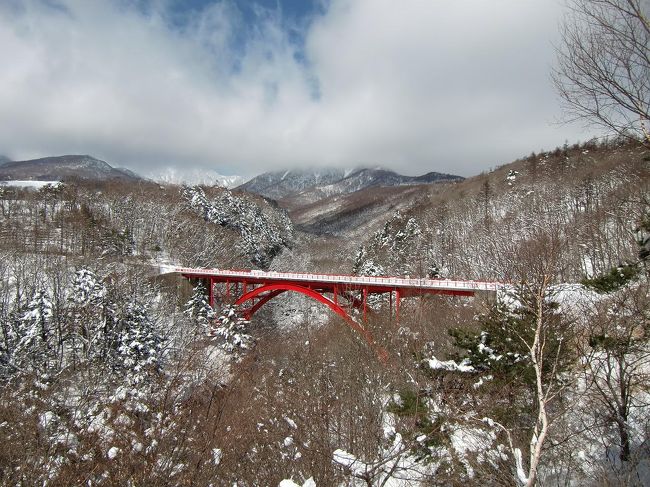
[0,139,648,485]
[351,140,648,281]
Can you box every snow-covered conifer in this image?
[116,301,164,384]
[66,267,109,365]
[184,283,215,329]
[14,290,56,374]
[357,260,386,277]
[180,185,293,268]
[70,268,106,306]
[354,212,426,277]
[209,306,254,358]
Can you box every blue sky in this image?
[0,0,593,180]
[168,0,322,44]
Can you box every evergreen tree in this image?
[449,294,571,390]
[14,290,56,375]
[181,185,293,269]
[210,306,254,358]
[582,264,639,293]
[184,283,215,330]
[70,268,106,306]
[353,212,425,277]
[448,281,576,486]
[116,300,164,384]
[67,268,108,365]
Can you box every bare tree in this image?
[553,0,650,145]
[580,282,650,474]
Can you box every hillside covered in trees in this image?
[0,138,648,485]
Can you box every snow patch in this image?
[426,357,475,373]
[212,448,222,466]
[107,447,120,460]
[279,478,316,487]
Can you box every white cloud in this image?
[0,0,591,178]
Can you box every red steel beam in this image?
[234,283,376,346]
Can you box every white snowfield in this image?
[0,180,62,189]
[163,266,501,293]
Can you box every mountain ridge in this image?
[0,155,142,182]
[237,168,346,200]
[237,167,463,203]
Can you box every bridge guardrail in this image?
[172,267,501,292]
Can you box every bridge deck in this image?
[166,266,500,296]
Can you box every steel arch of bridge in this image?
[234,283,375,345]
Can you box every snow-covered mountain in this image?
[316,168,462,197]
[237,167,463,202]
[153,167,245,188]
[236,168,347,200]
[0,155,141,181]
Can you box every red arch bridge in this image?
[166,266,500,350]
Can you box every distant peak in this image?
[0,154,141,182]
[237,166,463,201]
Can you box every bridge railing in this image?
[170,266,501,292]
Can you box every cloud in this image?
[0,0,591,178]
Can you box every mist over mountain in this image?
[154,167,245,188]
[236,168,347,200]
[0,155,11,165]
[0,155,142,182]
[237,167,463,202]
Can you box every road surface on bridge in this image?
[164,266,501,295]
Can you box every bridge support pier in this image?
[395,289,401,323]
[363,288,368,321]
[205,277,214,308]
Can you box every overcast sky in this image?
[0,0,593,179]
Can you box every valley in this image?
[0,139,648,485]
[2,0,648,484]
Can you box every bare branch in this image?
[554,0,650,145]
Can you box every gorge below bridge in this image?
[160,266,501,353]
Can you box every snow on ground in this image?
[551,283,601,319]
[278,478,316,487]
[448,423,505,479]
[426,356,475,373]
[497,282,601,321]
